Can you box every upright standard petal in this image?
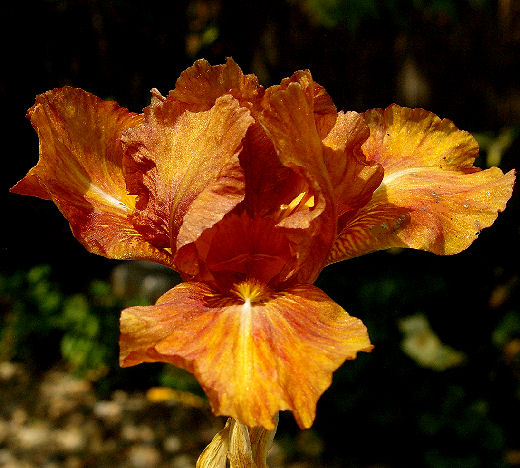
[321,111,384,215]
[175,211,293,291]
[327,105,515,263]
[11,87,173,265]
[120,280,372,430]
[122,93,254,264]
[259,71,337,283]
[170,57,261,111]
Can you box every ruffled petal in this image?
[277,70,338,139]
[259,71,337,283]
[122,92,254,261]
[175,155,245,252]
[322,111,384,215]
[239,124,304,219]
[120,281,372,429]
[362,104,478,171]
[170,57,261,111]
[175,211,293,290]
[10,87,173,265]
[327,105,515,262]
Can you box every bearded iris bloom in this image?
[11,59,515,432]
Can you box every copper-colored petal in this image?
[175,211,292,291]
[170,57,261,111]
[327,105,516,262]
[176,155,245,252]
[278,69,338,138]
[10,87,173,265]
[120,281,372,430]
[260,71,337,283]
[362,104,479,172]
[322,111,384,215]
[239,124,305,219]
[122,93,254,260]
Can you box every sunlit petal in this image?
[120,281,372,430]
[10,87,173,265]
[170,57,261,111]
[327,105,515,262]
[259,71,337,283]
[322,111,384,215]
[122,92,254,261]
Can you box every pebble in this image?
[170,453,195,468]
[121,424,155,443]
[54,428,86,452]
[93,400,122,424]
[0,362,308,466]
[162,435,182,453]
[128,444,162,468]
[14,423,51,450]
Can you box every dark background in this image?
[1,1,519,466]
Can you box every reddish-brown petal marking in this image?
[260,71,337,283]
[175,155,245,253]
[122,93,254,258]
[10,87,173,265]
[326,105,515,263]
[169,57,261,111]
[119,280,372,430]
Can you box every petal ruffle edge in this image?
[120,281,372,429]
[11,87,173,266]
[327,105,516,262]
[121,93,254,260]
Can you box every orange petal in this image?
[10,87,173,265]
[175,155,245,252]
[362,104,478,172]
[120,280,372,429]
[239,124,300,217]
[260,71,337,283]
[175,211,293,291]
[327,105,515,262]
[277,69,338,139]
[170,57,261,111]
[322,111,384,215]
[122,93,254,259]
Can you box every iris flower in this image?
[11,59,514,434]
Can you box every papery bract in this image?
[11,58,515,430]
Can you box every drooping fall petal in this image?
[327,104,515,262]
[119,280,372,430]
[10,87,173,266]
[121,93,254,262]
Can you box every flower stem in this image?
[197,414,279,468]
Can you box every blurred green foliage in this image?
[0,265,200,395]
[0,265,120,377]
[299,0,488,31]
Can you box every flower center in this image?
[278,191,315,222]
[231,279,272,304]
